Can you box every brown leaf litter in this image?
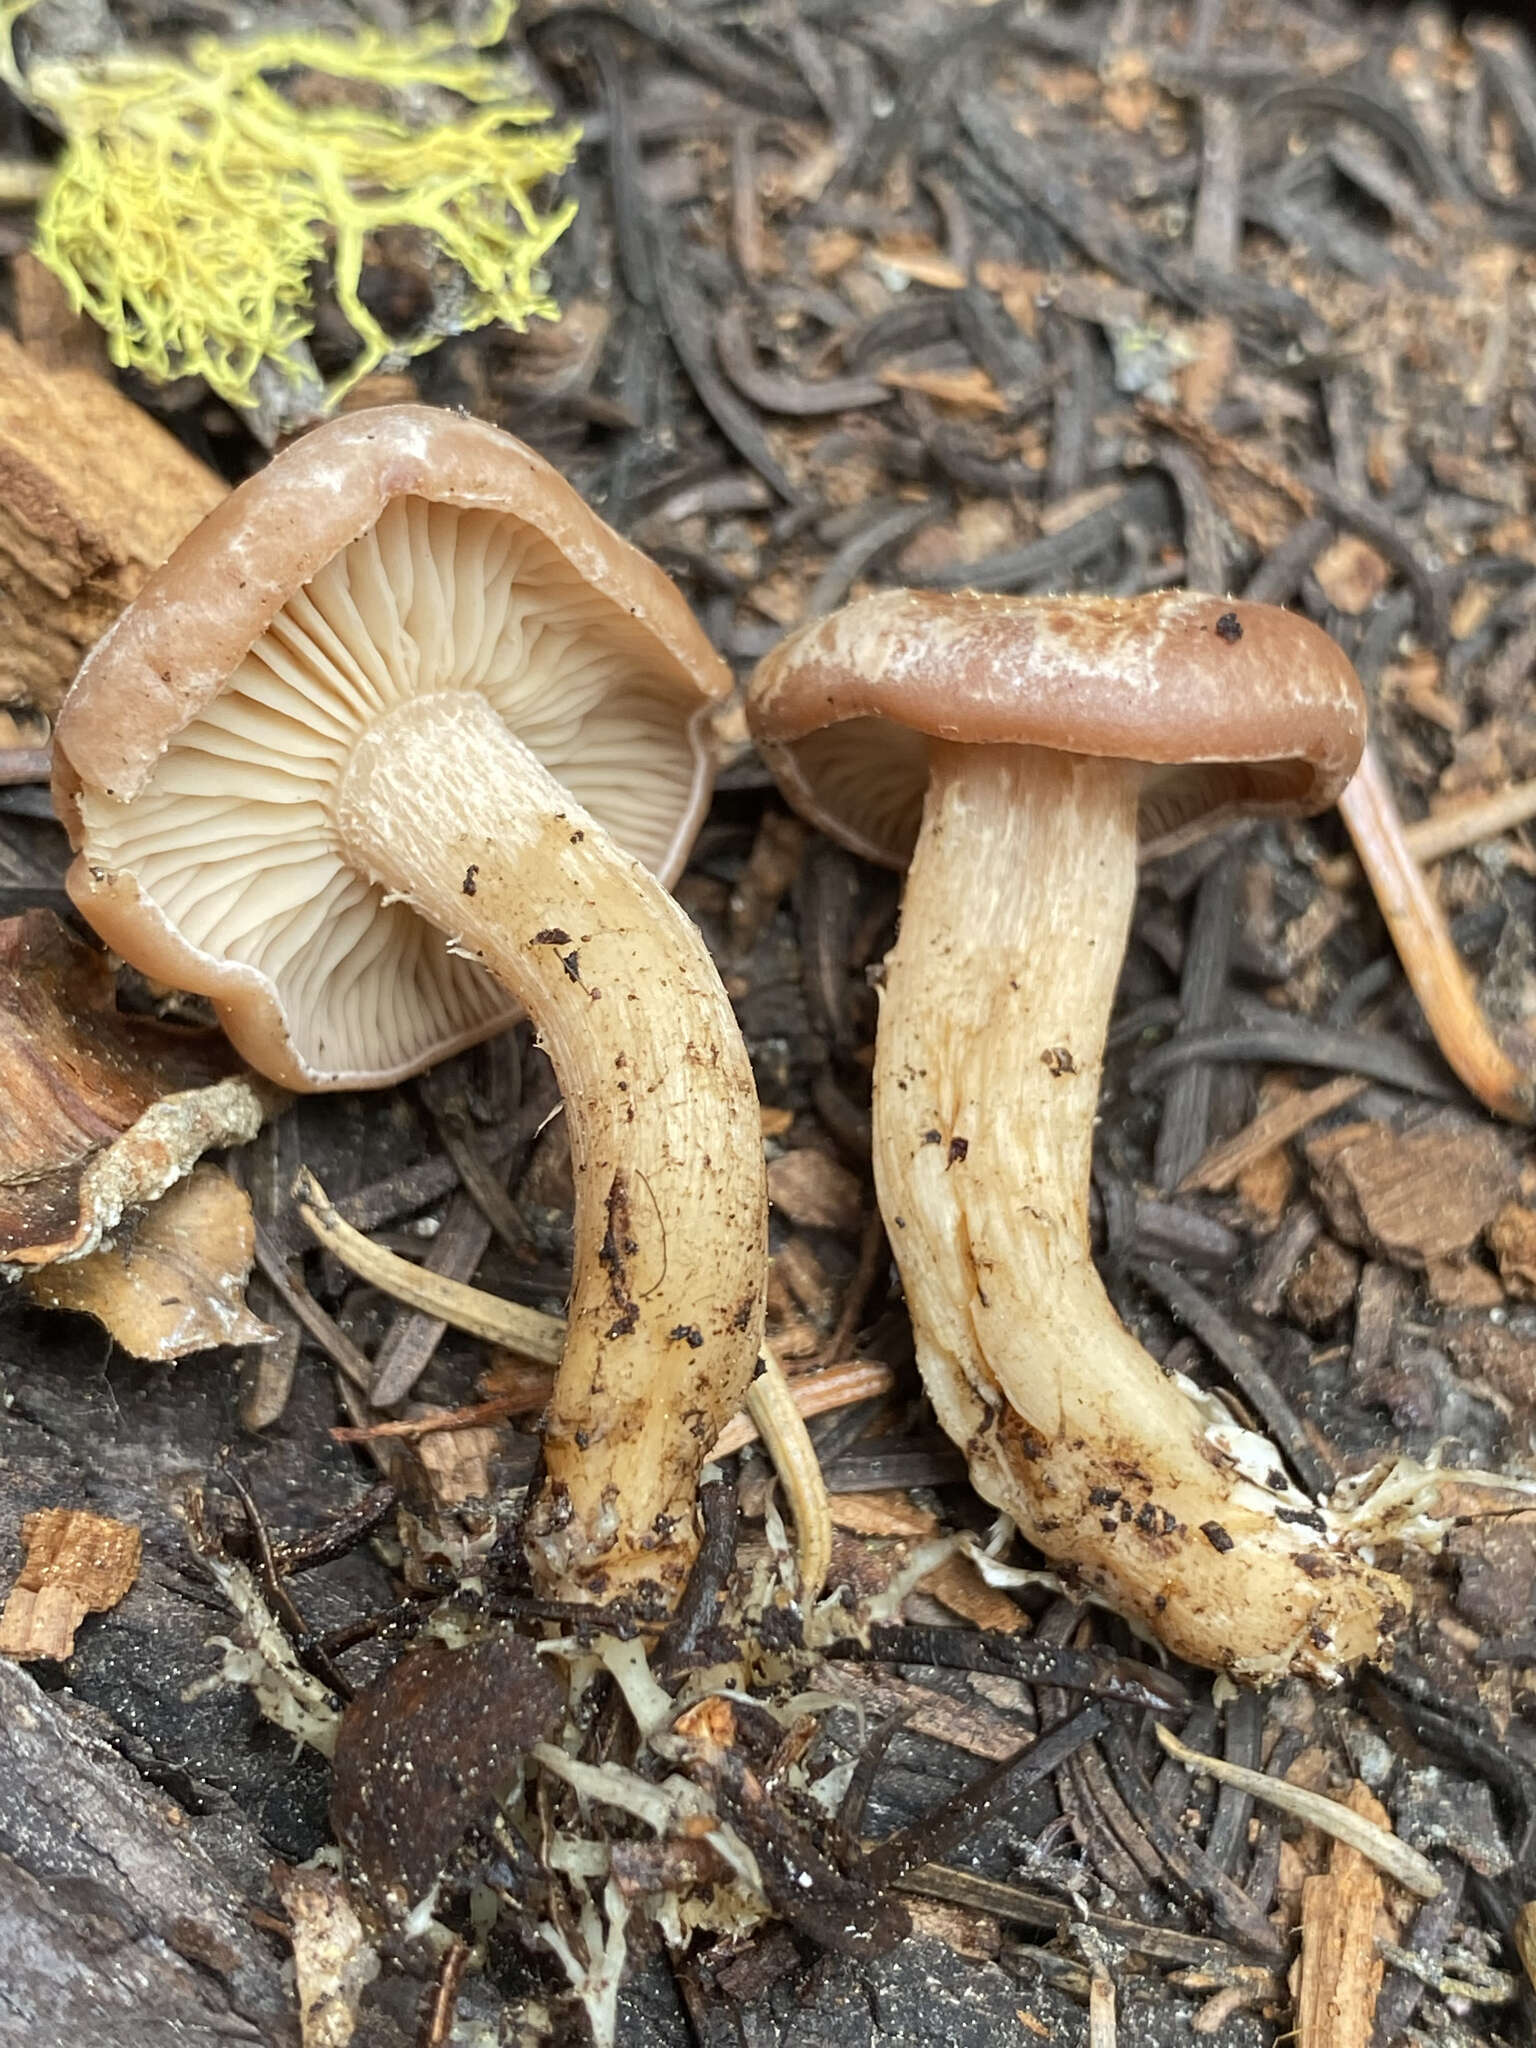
[0,1505,141,1660]
[0,909,286,1271]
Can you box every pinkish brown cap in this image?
[747,589,1367,866]
[53,406,730,1091]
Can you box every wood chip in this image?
[1181,1075,1368,1193]
[1383,649,1462,733]
[1293,1783,1388,2048]
[729,808,808,954]
[710,1357,894,1457]
[1285,1236,1362,1332]
[1515,1900,1536,1995]
[1312,534,1392,614]
[1422,1254,1504,1309]
[772,1233,835,1320]
[1489,1203,1536,1299]
[0,910,285,1269]
[270,1863,379,2048]
[808,227,861,277]
[12,252,109,376]
[765,1147,865,1233]
[821,1661,1035,1763]
[877,364,1009,413]
[904,1895,1001,1960]
[0,332,225,715]
[411,1417,500,1506]
[0,1506,141,1660]
[1236,1144,1296,1229]
[1179,315,1235,421]
[1442,1316,1536,1413]
[829,1490,940,1539]
[872,247,967,290]
[1306,1113,1517,1268]
[916,1551,1030,1634]
[25,1166,274,1359]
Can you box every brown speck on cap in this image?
[747,588,1366,868]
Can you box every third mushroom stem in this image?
[873,741,1405,1682]
[335,688,767,1603]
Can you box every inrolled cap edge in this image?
[747,588,1368,866]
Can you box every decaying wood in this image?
[1515,1900,1536,1995]
[0,1655,297,2043]
[0,331,225,714]
[1306,1113,1517,1271]
[1180,1075,1367,1194]
[0,1504,141,1660]
[1294,1782,1388,2048]
[24,1165,273,1360]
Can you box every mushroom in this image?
[748,588,1408,1683]
[53,405,767,1605]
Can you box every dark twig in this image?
[1098,1712,1289,1961]
[1152,850,1243,1189]
[270,1483,398,1577]
[368,1191,495,1408]
[1127,1015,1460,1101]
[1133,1258,1336,1495]
[715,301,894,417]
[1373,1856,1466,2045]
[864,1705,1108,1886]
[1204,1687,1263,1875]
[1153,438,1229,593]
[805,499,936,618]
[898,1863,1282,1981]
[653,1470,739,1675]
[525,0,815,117]
[653,236,799,500]
[820,1206,889,1366]
[827,1623,1189,1713]
[905,477,1169,592]
[590,26,656,307]
[1241,514,1334,604]
[837,1707,912,1840]
[221,1463,353,1702]
[0,745,50,785]
[252,1224,375,1396]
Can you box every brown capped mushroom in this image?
[53,405,767,1606]
[749,588,1406,1683]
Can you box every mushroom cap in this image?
[54,406,731,1091]
[746,588,1367,866]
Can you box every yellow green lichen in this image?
[0,0,579,413]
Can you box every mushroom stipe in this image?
[749,588,1409,1683]
[53,407,770,1606]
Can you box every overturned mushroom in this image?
[749,588,1407,1683]
[53,405,766,1605]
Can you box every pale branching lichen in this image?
[0,0,579,412]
